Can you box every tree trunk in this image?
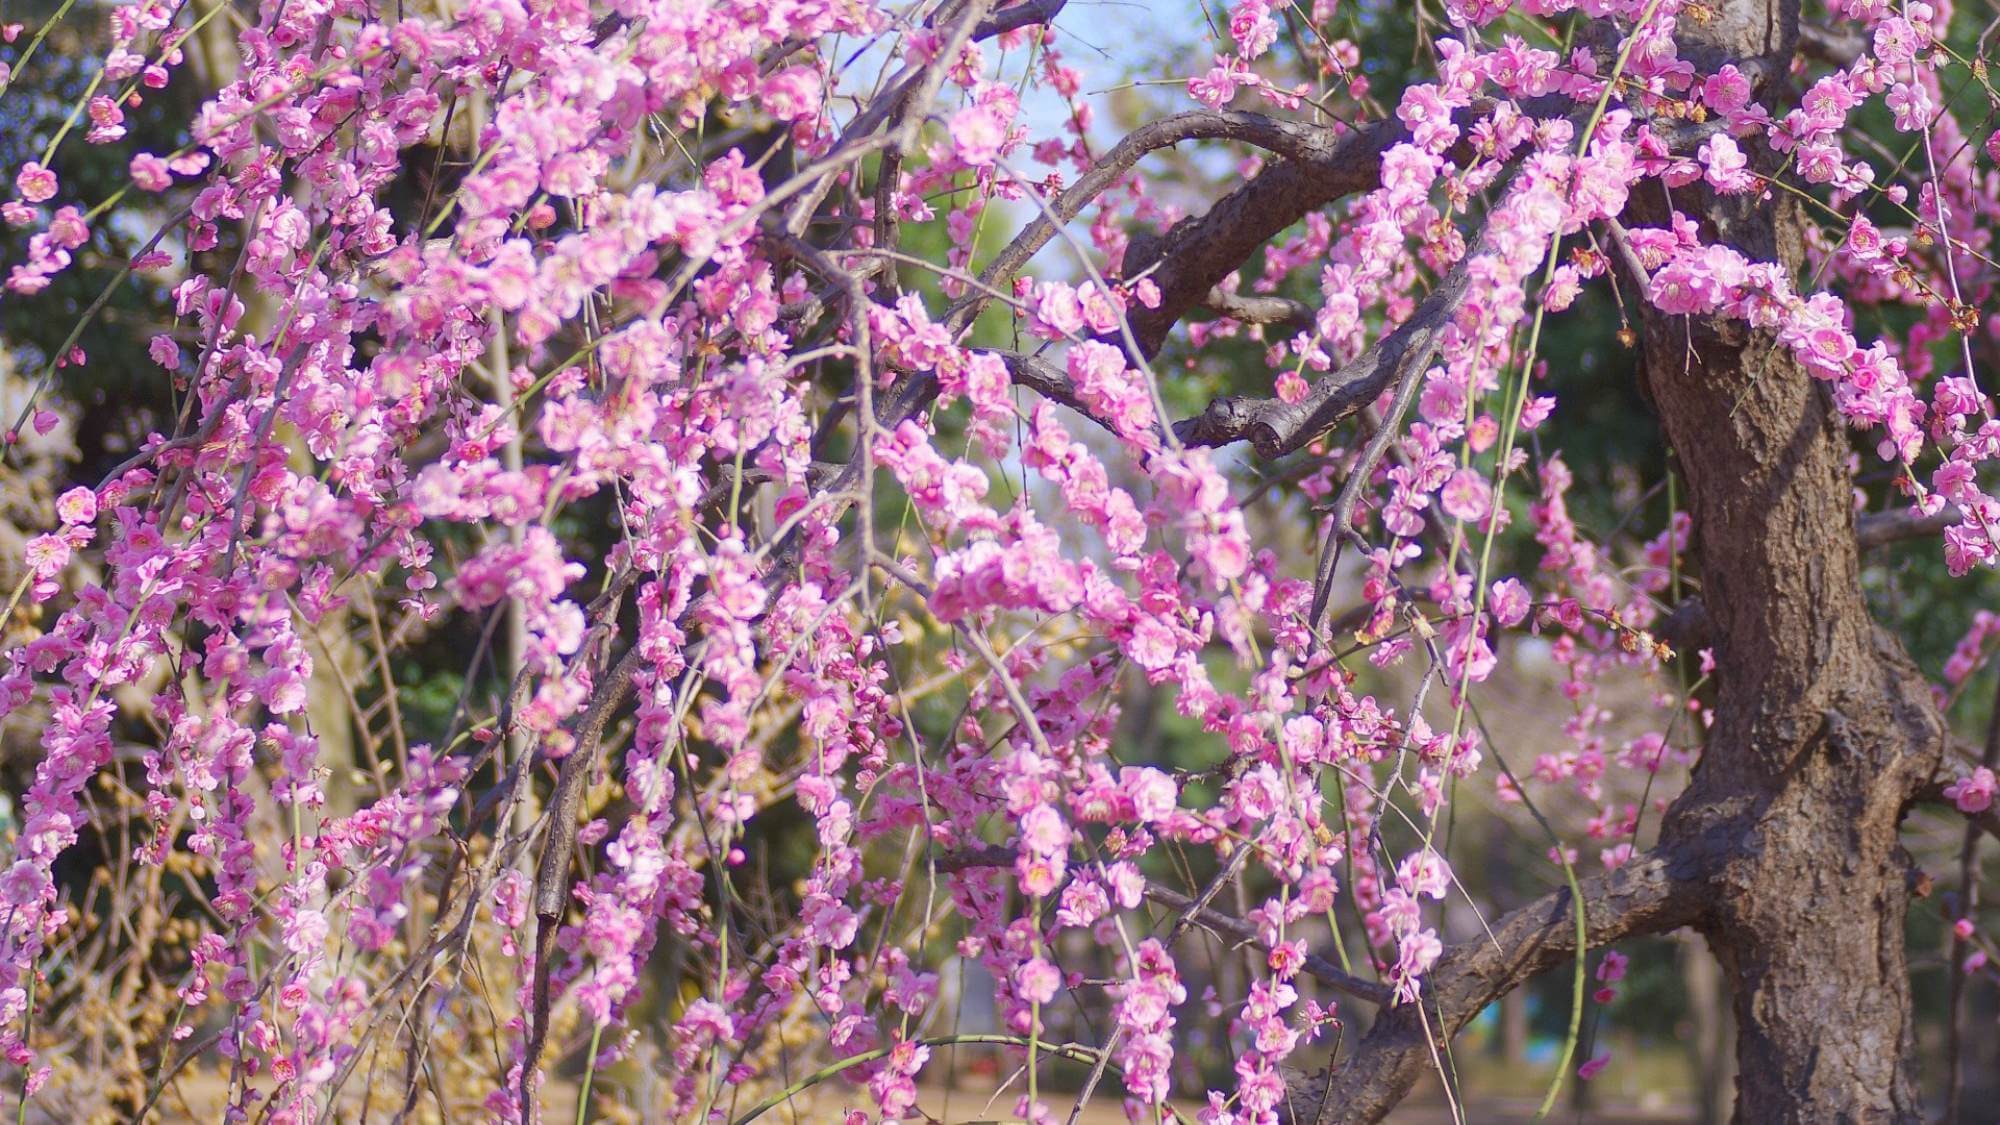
[1627,5,1941,1120]
[1281,4,1947,1121]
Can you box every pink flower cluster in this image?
[1,0,1999,1118]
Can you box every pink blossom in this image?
[1122,767,1178,822]
[1014,957,1061,1004]
[1128,614,1177,670]
[760,66,823,123]
[148,334,180,368]
[1701,65,1753,114]
[950,104,1007,166]
[1391,929,1442,1004]
[130,153,173,192]
[1886,83,1933,133]
[1020,804,1069,854]
[1439,468,1492,523]
[1229,0,1278,59]
[0,862,41,907]
[1596,950,1629,984]
[1945,768,1996,814]
[1699,135,1755,193]
[1067,341,1156,441]
[1490,578,1531,627]
[1189,57,1246,109]
[54,488,95,525]
[14,162,55,203]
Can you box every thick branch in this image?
[1141,882,1394,1006]
[1620,3,1942,1101]
[1857,504,1960,550]
[521,639,643,1102]
[1172,159,1542,464]
[951,110,1352,333]
[1287,847,1707,1123]
[994,348,1095,418]
[1120,114,1405,357]
[970,0,1068,41]
[1123,93,1740,361]
[1175,275,1459,459]
[993,347,1182,446]
[1798,23,1867,67]
[1203,286,1314,328]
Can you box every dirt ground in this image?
[908,1087,1695,1124]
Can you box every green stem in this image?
[1536,848,1590,1120]
[575,1022,605,1125]
[38,67,105,166]
[0,0,81,99]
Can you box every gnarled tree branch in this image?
[970,0,1068,40]
[949,109,1354,333]
[1120,114,1407,358]
[1174,272,1460,460]
[1203,286,1314,328]
[1284,843,1712,1124]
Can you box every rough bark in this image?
[1275,3,1946,1121]
[1619,1,1942,1119]
[1636,255,1938,1117]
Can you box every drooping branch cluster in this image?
[1,0,1999,1122]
